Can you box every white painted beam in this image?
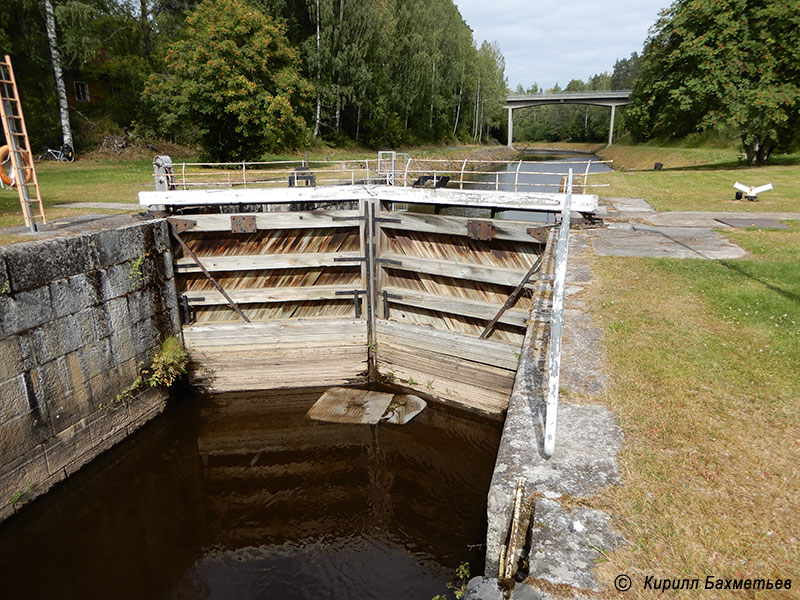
[140,185,598,214]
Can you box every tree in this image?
[627,0,800,164]
[143,0,312,160]
[610,52,640,90]
[43,0,74,150]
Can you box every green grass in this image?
[591,223,800,596]
[595,142,800,213]
[0,159,153,232]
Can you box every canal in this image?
[0,389,501,599]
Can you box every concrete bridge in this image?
[505,90,631,148]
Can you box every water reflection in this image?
[0,388,501,600]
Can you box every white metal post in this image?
[543,169,573,457]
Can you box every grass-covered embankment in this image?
[596,142,800,214]
[592,222,800,595]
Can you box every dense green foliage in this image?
[144,0,312,160]
[1,0,507,156]
[627,0,800,164]
[512,53,640,143]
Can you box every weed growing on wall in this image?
[113,336,188,403]
[128,252,150,284]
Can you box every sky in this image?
[452,0,670,91]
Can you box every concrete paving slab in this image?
[589,224,746,259]
[604,197,655,213]
[715,217,791,229]
[526,498,624,591]
[643,210,800,228]
[561,232,606,396]
[486,401,623,575]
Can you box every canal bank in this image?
[0,216,180,519]
[0,164,625,598]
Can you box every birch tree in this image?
[43,0,73,150]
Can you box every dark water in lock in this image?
[0,388,502,600]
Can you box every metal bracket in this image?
[331,215,366,221]
[382,290,403,317]
[167,217,196,233]
[526,226,551,243]
[374,216,402,224]
[467,220,494,241]
[336,289,367,318]
[231,214,257,233]
[180,295,193,324]
[334,256,368,263]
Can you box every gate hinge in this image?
[526,226,551,243]
[467,220,494,241]
[167,217,197,233]
[231,215,257,233]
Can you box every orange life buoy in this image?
[0,144,33,187]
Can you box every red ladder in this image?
[0,54,46,231]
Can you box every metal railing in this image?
[395,157,611,193]
[151,153,611,195]
[154,158,392,191]
[543,169,573,457]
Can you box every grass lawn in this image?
[596,143,800,214]
[0,158,155,236]
[590,222,800,596]
[1,144,516,238]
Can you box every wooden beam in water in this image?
[307,388,394,424]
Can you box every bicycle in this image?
[38,144,75,162]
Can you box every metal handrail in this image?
[151,155,610,193]
[543,169,573,457]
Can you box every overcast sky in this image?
[452,0,670,91]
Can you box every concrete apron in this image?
[472,199,800,599]
[478,230,624,600]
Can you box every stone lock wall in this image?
[0,219,180,522]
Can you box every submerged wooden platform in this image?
[306,387,394,424]
[159,188,563,416]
